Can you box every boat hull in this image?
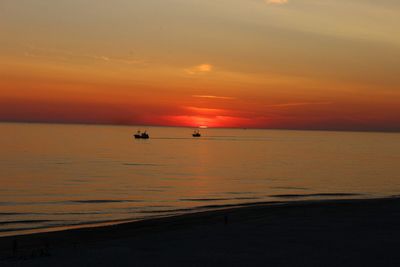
[134,134,149,139]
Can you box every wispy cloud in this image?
[184,106,255,118]
[185,106,224,115]
[266,102,331,108]
[24,45,146,65]
[88,55,110,61]
[185,64,213,75]
[264,0,288,5]
[192,95,236,100]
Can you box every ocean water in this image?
[1,123,400,236]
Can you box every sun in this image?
[199,125,208,129]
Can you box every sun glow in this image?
[164,115,220,128]
[1,1,400,131]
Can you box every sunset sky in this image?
[1,0,400,131]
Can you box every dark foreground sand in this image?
[2,197,400,266]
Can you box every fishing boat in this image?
[134,130,149,139]
[192,130,201,137]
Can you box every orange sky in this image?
[1,0,400,131]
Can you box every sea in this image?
[1,123,400,237]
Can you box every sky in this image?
[1,0,400,131]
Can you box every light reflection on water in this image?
[1,123,400,236]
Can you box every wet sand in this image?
[2,197,400,266]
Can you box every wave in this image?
[68,199,142,204]
[180,197,261,202]
[122,163,161,166]
[271,186,309,190]
[0,212,29,216]
[0,225,51,233]
[0,199,142,206]
[225,192,256,195]
[0,220,53,226]
[180,198,232,202]
[270,193,363,198]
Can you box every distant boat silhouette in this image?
[192,130,201,137]
[134,130,149,139]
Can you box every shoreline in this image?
[0,194,371,238]
[2,196,400,266]
[0,193,368,238]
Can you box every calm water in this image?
[1,123,400,236]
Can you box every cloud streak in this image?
[266,102,332,108]
[24,45,145,65]
[192,95,236,100]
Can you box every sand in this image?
[2,197,400,266]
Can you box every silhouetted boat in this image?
[192,130,201,137]
[134,131,149,139]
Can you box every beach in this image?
[2,197,400,266]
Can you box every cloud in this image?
[185,106,224,115]
[192,95,235,100]
[90,55,110,61]
[185,64,213,75]
[266,102,331,108]
[24,45,145,65]
[264,0,288,5]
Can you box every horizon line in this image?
[1,120,399,134]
